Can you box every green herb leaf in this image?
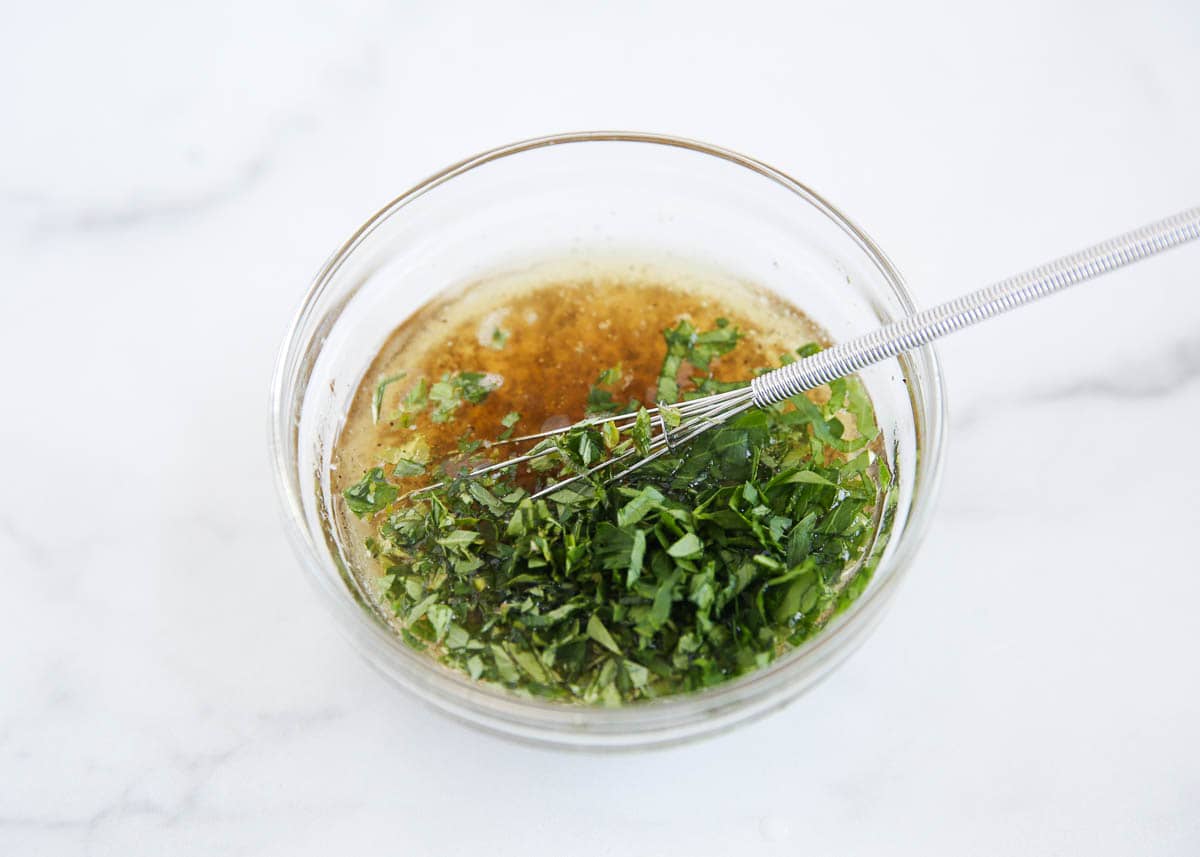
[343,467,398,517]
[467,481,507,516]
[436,529,479,552]
[347,316,884,703]
[427,603,454,642]
[455,371,496,404]
[627,528,647,588]
[631,408,653,456]
[587,613,623,655]
[643,569,682,633]
[372,372,406,424]
[617,485,666,526]
[398,378,429,425]
[667,532,703,559]
[392,458,425,478]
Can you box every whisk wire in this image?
[411,206,1200,502]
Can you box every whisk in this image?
[421,207,1200,500]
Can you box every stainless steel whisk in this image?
[423,207,1200,500]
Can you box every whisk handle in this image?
[750,206,1200,407]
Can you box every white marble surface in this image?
[3,1,1199,854]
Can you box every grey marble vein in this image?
[1020,330,1200,402]
[954,330,1200,432]
[20,156,270,240]
[6,111,321,242]
[0,706,348,846]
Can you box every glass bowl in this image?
[270,132,947,750]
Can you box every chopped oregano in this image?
[343,320,886,704]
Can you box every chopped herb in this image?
[343,467,398,518]
[392,377,429,427]
[490,327,510,350]
[392,459,425,478]
[427,378,455,422]
[586,385,617,415]
[372,372,406,424]
[587,613,623,655]
[427,371,500,422]
[455,371,496,404]
[631,408,653,455]
[585,363,637,416]
[344,319,887,703]
[498,410,521,440]
[667,532,703,559]
[389,435,431,465]
[657,318,742,402]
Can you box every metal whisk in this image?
[423,207,1200,500]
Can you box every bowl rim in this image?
[269,131,948,745]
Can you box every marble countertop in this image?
[3,1,1199,854]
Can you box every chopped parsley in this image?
[657,317,741,403]
[388,369,501,422]
[344,321,886,704]
[498,410,521,440]
[585,364,639,416]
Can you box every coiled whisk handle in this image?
[750,206,1200,408]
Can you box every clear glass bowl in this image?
[270,132,947,749]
